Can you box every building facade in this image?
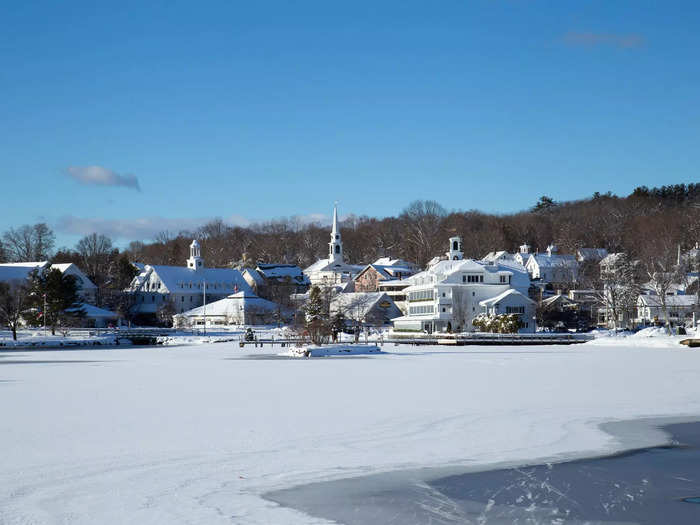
[392,239,533,334]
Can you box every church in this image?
[304,204,365,287]
[127,240,254,318]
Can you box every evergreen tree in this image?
[303,285,330,345]
[26,268,85,334]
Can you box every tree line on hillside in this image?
[1,183,699,306]
[117,184,700,271]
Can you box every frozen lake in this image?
[1,340,700,523]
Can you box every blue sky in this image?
[2,1,699,248]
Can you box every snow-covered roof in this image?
[638,295,697,307]
[51,263,98,290]
[130,264,253,295]
[255,263,310,284]
[69,303,118,319]
[176,291,276,317]
[242,268,265,286]
[330,292,400,320]
[481,251,514,263]
[541,294,575,308]
[304,258,364,275]
[407,258,530,291]
[527,253,578,269]
[354,263,416,282]
[479,289,535,307]
[372,257,418,269]
[0,262,47,282]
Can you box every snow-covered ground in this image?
[1,339,700,523]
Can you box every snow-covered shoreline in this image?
[2,340,700,523]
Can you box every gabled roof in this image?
[330,292,400,319]
[638,295,697,307]
[304,258,364,275]
[176,291,276,317]
[528,253,578,269]
[479,288,536,307]
[255,263,310,284]
[131,264,253,295]
[0,261,48,282]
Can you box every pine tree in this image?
[26,268,85,334]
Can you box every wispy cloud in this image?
[55,211,350,241]
[563,31,645,49]
[56,214,251,241]
[66,165,141,191]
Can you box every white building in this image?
[304,204,364,286]
[173,291,277,328]
[128,240,254,316]
[636,294,697,326]
[0,261,113,326]
[391,238,534,334]
[330,292,403,327]
[479,289,537,332]
[524,245,578,285]
[0,261,98,303]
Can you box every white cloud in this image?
[66,165,141,191]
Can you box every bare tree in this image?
[597,253,640,330]
[2,223,55,261]
[0,280,29,340]
[76,233,114,285]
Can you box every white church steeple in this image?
[187,239,204,271]
[328,203,343,265]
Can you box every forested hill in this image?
[125,183,700,269]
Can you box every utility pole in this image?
[203,279,207,335]
[43,293,47,336]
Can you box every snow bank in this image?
[2,343,700,524]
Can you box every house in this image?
[354,258,418,292]
[330,292,402,328]
[0,261,98,303]
[524,245,578,286]
[173,291,277,328]
[479,289,536,333]
[127,240,254,319]
[352,258,418,314]
[391,238,533,334]
[243,263,310,299]
[304,204,365,286]
[0,261,113,326]
[636,294,697,326]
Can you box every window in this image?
[181,297,184,302]
[408,290,434,302]
[464,274,482,283]
[506,306,525,314]
[472,291,475,296]
[409,304,434,315]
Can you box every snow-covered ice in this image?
[1,339,700,523]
